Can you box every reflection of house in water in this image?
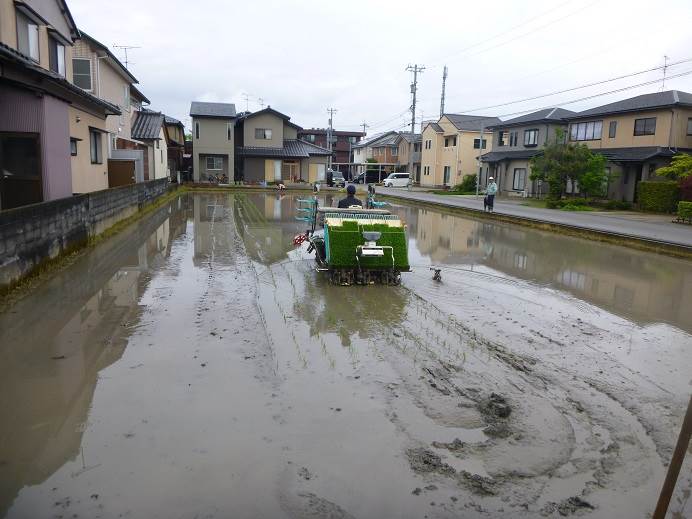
[233,194,307,266]
[193,194,237,267]
[412,210,692,333]
[0,198,188,516]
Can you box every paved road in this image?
[376,187,692,248]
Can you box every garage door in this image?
[108,160,136,188]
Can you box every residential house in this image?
[131,109,168,181]
[190,101,236,182]
[481,108,575,197]
[351,131,397,165]
[419,114,500,188]
[394,133,422,181]
[0,0,119,209]
[297,128,364,173]
[235,107,331,183]
[164,115,186,181]
[71,31,152,189]
[563,90,692,202]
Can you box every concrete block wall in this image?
[0,179,172,290]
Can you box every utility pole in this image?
[439,65,448,117]
[327,108,337,169]
[476,123,485,199]
[361,122,369,137]
[113,44,141,69]
[406,64,425,183]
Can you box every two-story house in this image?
[564,90,692,202]
[131,109,168,181]
[351,131,395,166]
[190,101,237,182]
[420,114,500,188]
[0,0,119,209]
[71,32,155,190]
[394,133,421,181]
[164,115,186,181]
[297,128,364,174]
[235,107,331,183]
[481,108,575,197]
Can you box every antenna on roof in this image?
[113,44,141,69]
[661,55,669,91]
[259,97,265,109]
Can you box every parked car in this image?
[331,170,345,187]
[383,172,411,188]
[354,170,385,184]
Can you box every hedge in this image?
[679,201,692,220]
[637,181,680,213]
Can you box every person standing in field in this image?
[485,176,498,212]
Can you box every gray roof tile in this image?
[444,114,502,131]
[132,110,164,140]
[492,107,575,128]
[236,139,331,159]
[190,101,237,118]
[569,90,692,119]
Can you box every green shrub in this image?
[637,181,681,213]
[454,175,477,193]
[678,201,692,219]
[561,204,594,211]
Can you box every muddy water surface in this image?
[0,192,690,519]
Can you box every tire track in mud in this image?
[383,285,665,517]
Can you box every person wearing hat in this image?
[485,176,498,212]
[338,184,363,208]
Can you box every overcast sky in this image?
[68,0,692,136]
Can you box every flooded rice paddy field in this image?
[0,192,690,519]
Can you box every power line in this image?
[435,0,572,64]
[491,69,692,120]
[446,58,692,114]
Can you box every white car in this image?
[383,173,411,188]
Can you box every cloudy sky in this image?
[68,0,692,135]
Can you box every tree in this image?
[656,153,692,180]
[529,130,607,199]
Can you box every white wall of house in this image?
[192,116,234,181]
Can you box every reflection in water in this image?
[0,192,690,516]
[397,206,692,333]
[0,196,190,516]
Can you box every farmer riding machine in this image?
[294,196,409,285]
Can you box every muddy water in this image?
[0,192,690,519]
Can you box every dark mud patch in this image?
[283,492,356,519]
[431,438,466,454]
[406,448,455,476]
[457,470,499,496]
[541,496,595,516]
[478,392,513,438]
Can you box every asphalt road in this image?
[376,188,692,248]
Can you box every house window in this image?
[255,128,272,140]
[49,38,65,76]
[687,118,692,135]
[16,12,40,61]
[195,122,200,139]
[156,140,160,149]
[72,58,92,90]
[206,156,223,170]
[608,121,617,138]
[161,150,163,163]
[303,134,315,143]
[349,136,357,144]
[569,121,603,141]
[633,117,656,136]
[443,166,451,183]
[524,129,538,146]
[444,136,457,147]
[498,131,505,146]
[513,168,526,190]
[509,131,518,146]
[391,146,398,156]
[70,138,78,156]
[473,138,487,149]
[227,123,232,141]
[89,130,102,164]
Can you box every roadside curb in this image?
[379,193,692,260]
